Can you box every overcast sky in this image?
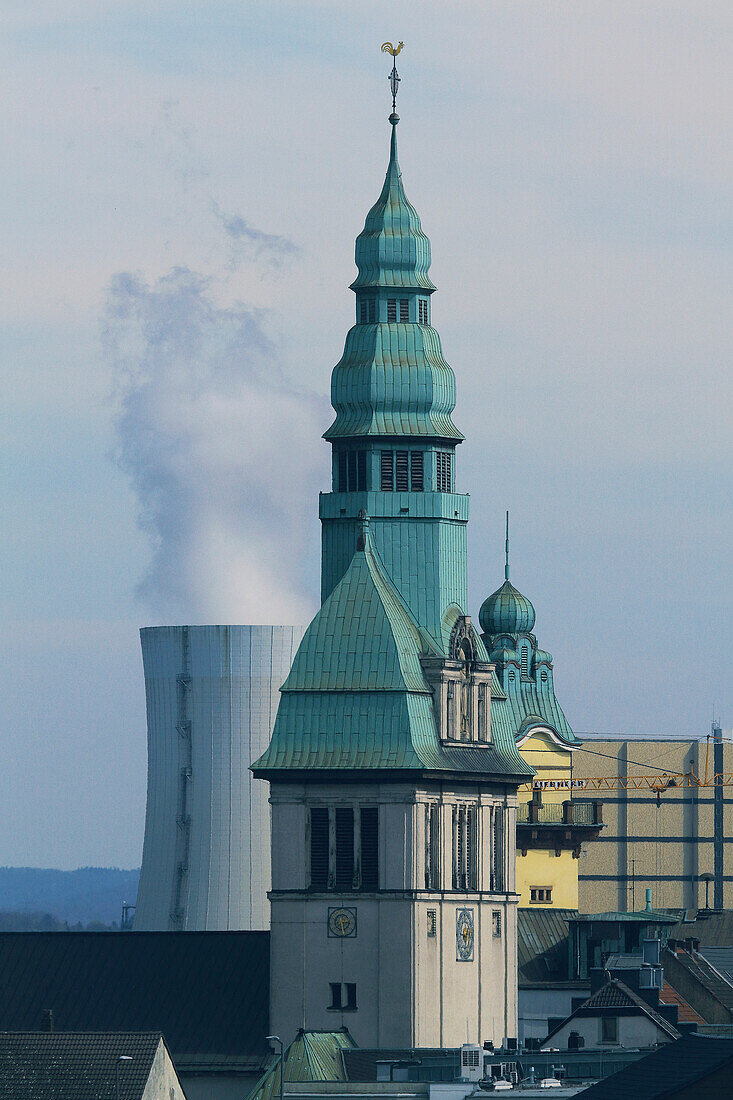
[2,1,731,869]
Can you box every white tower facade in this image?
[134,625,304,931]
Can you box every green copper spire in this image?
[350,112,436,292]
[505,510,510,581]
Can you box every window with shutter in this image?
[387,299,397,322]
[467,805,478,890]
[359,299,367,323]
[310,807,329,889]
[399,298,409,322]
[368,299,376,322]
[360,807,378,890]
[380,451,394,490]
[337,453,347,493]
[410,451,424,491]
[357,450,366,491]
[335,807,354,890]
[395,450,409,490]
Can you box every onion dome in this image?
[479,511,536,636]
[350,113,436,292]
[480,580,536,637]
[534,648,553,666]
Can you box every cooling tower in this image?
[134,625,304,930]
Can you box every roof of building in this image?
[253,526,533,780]
[665,945,733,1016]
[245,1030,356,1100]
[342,1048,458,1083]
[0,1031,164,1100]
[479,579,536,637]
[0,931,270,1073]
[325,115,462,444]
[518,907,575,983]
[672,910,733,945]
[543,978,681,1046]
[574,1034,733,1099]
[659,981,706,1026]
[701,947,733,985]
[571,910,680,924]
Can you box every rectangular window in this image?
[387,299,397,322]
[425,803,440,890]
[360,807,379,891]
[520,646,529,676]
[492,807,504,892]
[418,299,429,324]
[436,451,453,492]
[347,451,357,494]
[380,451,394,490]
[467,805,478,890]
[410,451,424,491]
[530,887,553,904]
[395,450,409,491]
[335,807,355,890]
[368,299,376,323]
[337,452,348,493]
[399,298,409,322]
[357,450,367,492]
[492,910,502,937]
[601,1016,618,1043]
[345,983,357,1010]
[310,807,329,890]
[359,299,367,323]
[427,909,437,937]
[329,982,342,1010]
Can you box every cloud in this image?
[104,265,327,624]
[211,200,299,270]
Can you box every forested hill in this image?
[0,867,140,927]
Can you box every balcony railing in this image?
[516,800,602,826]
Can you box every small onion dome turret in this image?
[534,648,553,666]
[489,646,519,667]
[479,579,536,637]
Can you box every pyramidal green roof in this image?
[244,1030,355,1100]
[252,525,533,780]
[351,115,435,291]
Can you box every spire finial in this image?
[505,510,510,581]
[381,41,404,115]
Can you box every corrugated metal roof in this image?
[0,932,270,1071]
[0,1031,163,1100]
[245,1030,356,1100]
[517,907,575,982]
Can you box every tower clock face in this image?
[328,907,357,938]
[456,907,474,961]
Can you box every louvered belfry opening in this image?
[310,807,329,889]
[335,807,355,890]
[360,807,379,890]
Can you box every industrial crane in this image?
[520,735,733,803]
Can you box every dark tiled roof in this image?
[576,1034,733,1098]
[544,979,680,1045]
[0,932,270,1071]
[0,1031,162,1100]
[517,907,575,983]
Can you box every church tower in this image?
[253,54,533,1049]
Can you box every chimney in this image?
[645,888,653,912]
